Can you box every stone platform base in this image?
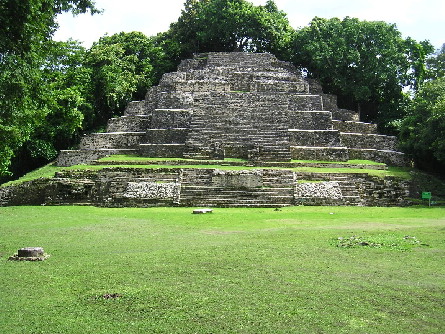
[0,166,411,207]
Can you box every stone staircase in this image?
[179,169,294,207]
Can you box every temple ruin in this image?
[0,52,411,207]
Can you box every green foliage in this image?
[426,43,445,79]
[0,53,46,176]
[86,32,169,127]
[167,0,294,59]
[0,206,444,333]
[399,77,445,168]
[0,0,99,178]
[3,40,92,178]
[292,17,433,131]
[0,0,99,55]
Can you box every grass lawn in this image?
[0,206,444,333]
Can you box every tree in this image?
[85,31,169,128]
[292,17,433,132]
[399,77,445,171]
[0,0,99,55]
[8,40,92,176]
[0,0,99,179]
[426,43,445,80]
[166,0,294,60]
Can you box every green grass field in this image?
[1,206,444,333]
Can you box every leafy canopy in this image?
[292,17,433,129]
[0,0,99,178]
[167,0,294,59]
[399,77,445,169]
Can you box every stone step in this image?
[56,149,138,167]
[331,109,359,122]
[340,133,398,151]
[145,128,188,144]
[139,144,186,158]
[107,115,151,132]
[348,148,407,167]
[290,146,349,161]
[79,132,145,150]
[332,120,378,134]
[288,110,333,130]
[123,101,146,116]
[288,129,342,147]
[151,109,192,128]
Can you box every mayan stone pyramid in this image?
[1,52,411,208]
[57,52,406,167]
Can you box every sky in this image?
[54,0,445,50]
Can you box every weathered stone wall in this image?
[340,133,398,151]
[332,120,377,134]
[139,144,186,158]
[79,133,145,150]
[56,149,138,167]
[150,109,192,129]
[289,130,342,147]
[331,109,359,122]
[349,149,407,167]
[288,94,323,111]
[293,172,410,206]
[0,180,49,206]
[107,115,151,132]
[290,147,349,161]
[288,111,333,130]
[0,167,411,207]
[145,129,188,144]
[123,101,146,116]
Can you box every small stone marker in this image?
[9,247,49,261]
[192,209,213,214]
[18,247,44,257]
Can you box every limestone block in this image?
[151,109,192,128]
[290,146,349,161]
[288,111,333,130]
[192,209,213,214]
[107,115,151,132]
[122,182,180,200]
[18,247,44,257]
[340,133,398,151]
[289,130,342,147]
[295,181,343,199]
[332,120,377,134]
[146,129,188,144]
[139,144,186,158]
[123,101,146,116]
[79,133,145,150]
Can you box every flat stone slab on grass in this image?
[193,209,213,214]
[9,247,50,261]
